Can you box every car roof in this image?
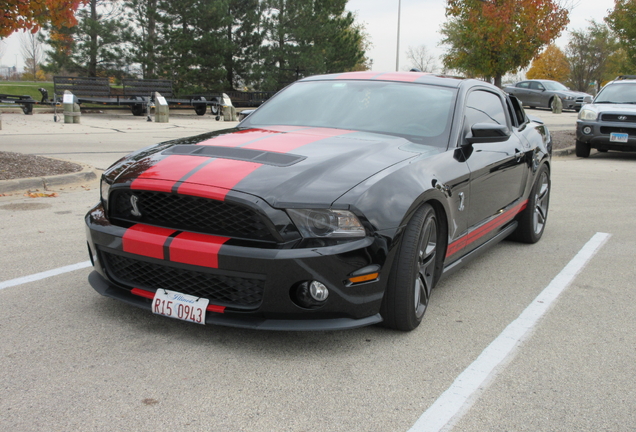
[300,71,468,89]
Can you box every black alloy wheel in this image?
[509,164,550,244]
[381,203,444,331]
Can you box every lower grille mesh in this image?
[101,251,264,309]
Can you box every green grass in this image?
[0,81,55,101]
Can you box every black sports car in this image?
[85,71,552,331]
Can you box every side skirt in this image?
[441,221,518,278]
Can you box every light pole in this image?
[396,0,402,71]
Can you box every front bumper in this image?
[576,120,636,151]
[85,203,389,330]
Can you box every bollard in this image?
[154,92,169,123]
[73,102,81,123]
[221,93,237,121]
[222,105,237,121]
[63,90,79,124]
[552,96,563,114]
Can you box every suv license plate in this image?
[610,132,628,143]
[152,289,209,324]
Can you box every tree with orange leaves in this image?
[441,0,570,88]
[1,0,86,38]
[526,44,570,83]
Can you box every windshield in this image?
[595,83,636,103]
[542,81,569,91]
[242,80,456,147]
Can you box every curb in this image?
[0,165,98,194]
[553,146,575,156]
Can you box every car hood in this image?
[554,89,590,98]
[106,126,433,207]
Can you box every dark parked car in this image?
[504,79,592,111]
[86,72,552,331]
[576,78,636,157]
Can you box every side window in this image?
[530,82,545,91]
[517,82,530,89]
[465,90,508,128]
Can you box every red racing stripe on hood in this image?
[176,128,353,200]
[123,224,177,259]
[177,159,263,200]
[196,128,287,147]
[130,155,208,192]
[243,127,353,153]
[169,232,230,268]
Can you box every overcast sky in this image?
[0,0,618,74]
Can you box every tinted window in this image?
[517,82,530,89]
[465,90,507,127]
[530,82,545,91]
[243,80,456,147]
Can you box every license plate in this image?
[610,132,628,143]
[152,289,209,325]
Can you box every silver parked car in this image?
[576,78,636,157]
[504,79,592,112]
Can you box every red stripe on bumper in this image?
[169,232,229,268]
[131,287,155,299]
[123,224,176,259]
[131,288,226,314]
[446,200,528,259]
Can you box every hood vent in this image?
[163,144,306,167]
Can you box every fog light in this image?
[292,281,329,309]
[583,126,592,134]
[309,281,329,301]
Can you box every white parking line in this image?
[408,232,611,432]
[0,261,92,291]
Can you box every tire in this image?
[575,140,591,158]
[529,106,536,109]
[381,204,444,331]
[210,98,220,115]
[509,164,550,244]
[131,104,144,117]
[194,104,207,116]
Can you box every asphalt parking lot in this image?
[1,109,635,432]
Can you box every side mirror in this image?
[238,109,255,121]
[465,123,510,144]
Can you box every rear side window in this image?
[529,82,545,91]
[517,82,530,89]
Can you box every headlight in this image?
[578,109,597,121]
[287,209,365,238]
[564,96,574,100]
[100,177,111,211]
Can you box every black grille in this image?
[110,190,275,241]
[600,126,636,135]
[601,113,636,122]
[101,251,265,309]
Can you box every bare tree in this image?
[405,45,437,72]
[20,31,44,80]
